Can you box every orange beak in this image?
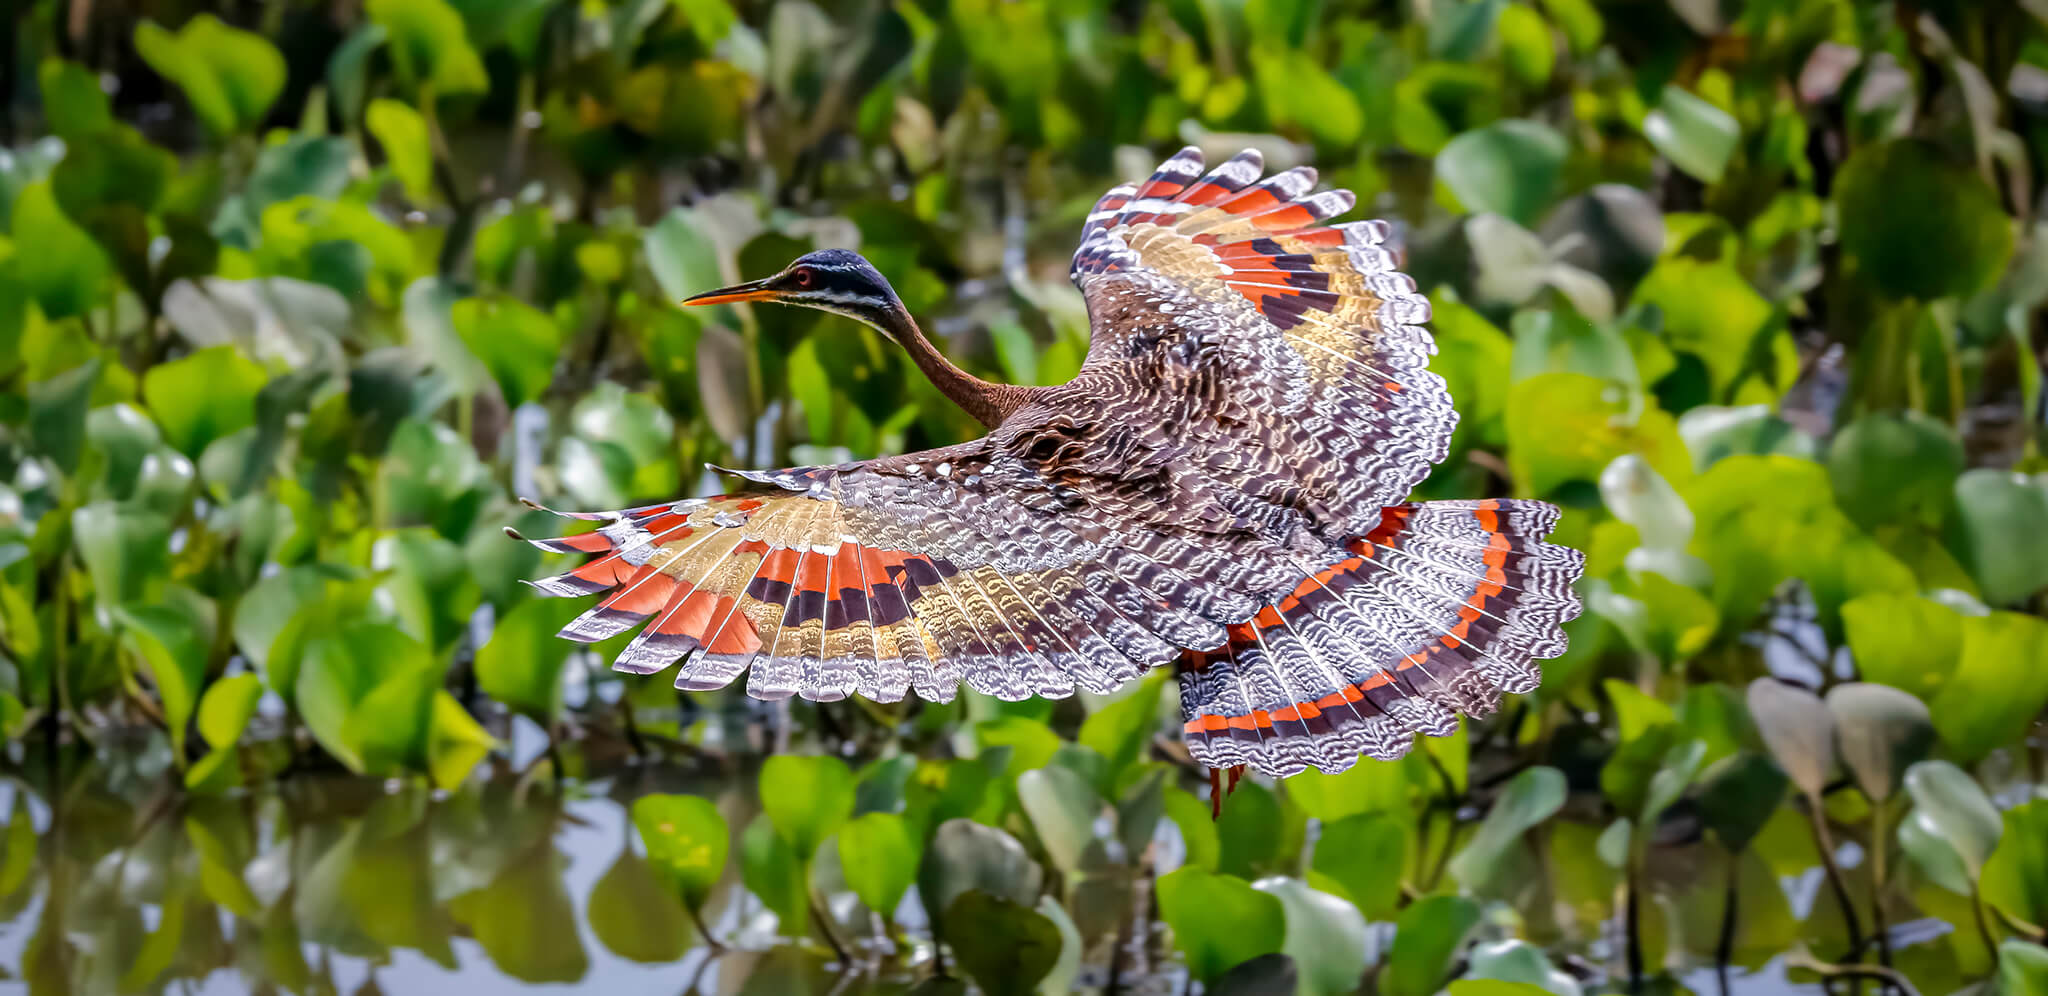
[682,277,777,307]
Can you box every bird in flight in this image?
[512,147,1585,791]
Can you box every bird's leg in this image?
[1209,767,1224,820]
[1227,765,1245,793]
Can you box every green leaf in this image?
[37,60,113,137]
[918,819,1044,930]
[1166,787,1222,873]
[28,358,99,474]
[142,344,267,457]
[837,811,919,918]
[1286,753,1422,823]
[943,891,1064,996]
[1696,753,1787,853]
[72,499,172,607]
[1836,140,2013,300]
[1017,765,1097,877]
[296,622,438,774]
[632,793,730,911]
[1436,120,1567,225]
[740,812,809,933]
[451,296,563,409]
[1157,867,1287,984]
[133,15,285,135]
[1310,811,1409,918]
[1947,469,2048,607]
[1253,877,1370,996]
[1449,766,1566,888]
[115,603,209,762]
[366,98,432,201]
[1506,373,1689,497]
[1077,671,1166,792]
[1843,592,1963,699]
[426,692,495,789]
[366,0,489,96]
[1384,894,1483,996]
[196,672,262,750]
[1643,86,1739,183]
[759,754,856,863]
[1464,941,1583,996]
[1997,940,2048,996]
[11,181,110,320]
[1824,683,1933,803]
[1632,258,1772,396]
[474,596,580,724]
[1745,678,1833,798]
[1827,413,1964,532]
[587,847,689,963]
[1928,611,2048,762]
[1495,5,1554,87]
[1980,801,2048,929]
[1902,760,2002,878]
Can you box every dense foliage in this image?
[0,0,2045,992]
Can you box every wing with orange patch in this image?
[1070,146,1453,538]
[1174,499,1584,777]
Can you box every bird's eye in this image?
[793,267,814,287]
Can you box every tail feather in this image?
[1178,499,1583,777]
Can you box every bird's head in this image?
[682,248,905,333]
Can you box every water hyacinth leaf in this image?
[1997,941,2048,996]
[115,604,208,762]
[1979,800,2048,928]
[1017,765,1097,877]
[28,358,99,474]
[759,754,855,863]
[837,811,918,918]
[133,15,285,135]
[1696,753,1788,852]
[1824,683,1933,803]
[1165,788,1222,873]
[1632,258,1773,396]
[943,891,1063,996]
[1827,412,1964,531]
[1252,877,1370,996]
[295,622,433,773]
[366,0,488,96]
[919,819,1043,927]
[143,344,268,457]
[587,847,689,963]
[452,296,563,409]
[1216,780,1292,879]
[1436,119,1567,225]
[11,181,110,320]
[1745,678,1833,798]
[1036,896,1083,996]
[1505,373,1689,497]
[1077,671,1166,792]
[427,691,495,789]
[1464,940,1583,996]
[1209,953,1301,996]
[1453,982,1562,996]
[37,60,113,137]
[1643,85,1739,182]
[1836,139,2013,300]
[365,99,432,201]
[740,813,809,934]
[1902,760,2002,877]
[1947,469,2048,608]
[1677,405,1818,471]
[1599,455,1693,550]
[632,794,729,911]
[1311,810,1409,918]
[1157,867,1287,984]
[1640,736,1706,825]
[1899,814,1974,895]
[1286,746,1423,822]
[73,500,173,607]
[1843,592,1962,699]
[1450,766,1566,888]
[1929,611,2048,762]
[1384,894,1483,996]
[473,596,581,724]
[196,672,262,750]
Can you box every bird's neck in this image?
[879,306,1024,429]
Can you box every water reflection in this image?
[0,744,919,995]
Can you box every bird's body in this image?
[514,148,1585,778]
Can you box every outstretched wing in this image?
[1069,146,1453,538]
[512,440,1227,705]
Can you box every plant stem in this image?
[1625,854,1645,992]
[809,889,853,965]
[1869,801,1892,967]
[1806,796,1865,960]
[1717,849,1740,996]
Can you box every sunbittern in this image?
[511,147,1586,791]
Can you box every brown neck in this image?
[881,306,1026,429]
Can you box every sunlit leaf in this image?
[1449,766,1565,888]
[142,344,267,457]
[474,596,580,724]
[1902,760,2002,878]
[1436,119,1567,225]
[1311,811,1409,919]
[1824,683,1932,803]
[1017,765,1097,877]
[759,754,855,863]
[838,811,918,918]
[632,793,729,912]
[1253,877,1369,996]
[1643,85,1738,183]
[1157,867,1287,984]
[134,15,284,135]
[1980,801,2048,929]
[919,818,1043,930]
[1383,894,1483,996]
